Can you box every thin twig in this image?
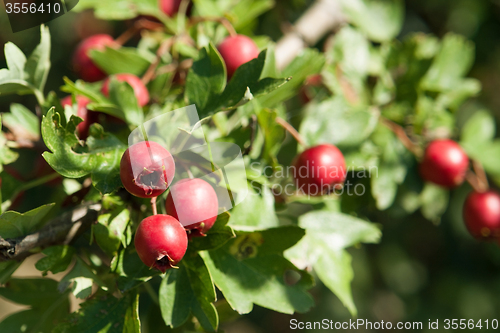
[275,117,306,147]
[466,171,485,193]
[151,197,157,215]
[0,203,101,262]
[141,37,176,85]
[380,118,423,157]
[115,18,164,46]
[472,160,489,191]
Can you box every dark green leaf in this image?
[42,109,126,194]
[112,248,160,292]
[54,290,139,333]
[160,253,218,332]
[58,258,99,299]
[0,203,55,238]
[35,245,75,275]
[108,78,144,126]
[94,208,130,257]
[257,108,285,164]
[90,46,154,77]
[189,211,235,252]
[200,234,314,314]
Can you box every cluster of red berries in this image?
[290,138,500,242]
[65,30,259,139]
[419,139,500,240]
[120,141,219,272]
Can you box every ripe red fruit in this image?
[293,144,346,195]
[72,34,116,82]
[218,35,260,78]
[101,73,150,107]
[61,95,97,139]
[120,141,175,198]
[165,178,219,237]
[160,0,182,16]
[463,191,500,239]
[419,139,469,188]
[134,214,188,272]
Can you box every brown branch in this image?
[115,18,164,46]
[0,203,101,262]
[151,197,157,215]
[380,118,423,158]
[472,159,489,191]
[275,117,306,147]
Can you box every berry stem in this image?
[275,117,306,147]
[466,161,489,193]
[380,118,423,157]
[151,197,158,215]
[190,17,237,37]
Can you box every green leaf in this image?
[90,46,154,77]
[228,185,279,231]
[341,0,404,42]
[230,0,275,30]
[299,97,379,148]
[189,211,235,252]
[94,208,131,257]
[2,103,40,140]
[314,249,356,315]
[0,26,50,101]
[112,248,160,292]
[461,110,496,151]
[370,125,409,210]
[257,108,285,164]
[284,209,380,315]
[35,245,75,275]
[58,258,99,299]
[200,230,314,315]
[188,49,290,118]
[160,253,218,332]
[108,78,144,127]
[42,109,126,194]
[470,140,500,179]
[73,0,161,20]
[185,43,226,113]
[25,25,51,93]
[0,278,69,333]
[54,289,139,333]
[421,33,475,91]
[420,183,449,223]
[258,49,325,108]
[0,203,55,238]
[0,119,19,173]
[123,293,141,333]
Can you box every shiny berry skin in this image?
[165,178,219,238]
[293,144,346,195]
[72,34,116,82]
[61,96,96,139]
[120,141,175,198]
[419,139,469,188]
[463,191,500,239]
[134,214,188,272]
[101,73,150,107]
[217,35,260,78]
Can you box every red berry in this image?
[61,95,97,139]
[293,144,346,195]
[134,214,188,272]
[120,141,175,198]
[419,139,469,188]
[218,35,260,78]
[463,191,500,239]
[165,178,219,237]
[160,0,182,16]
[101,73,150,107]
[72,34,116,82]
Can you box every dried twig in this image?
[275,117,306,147]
